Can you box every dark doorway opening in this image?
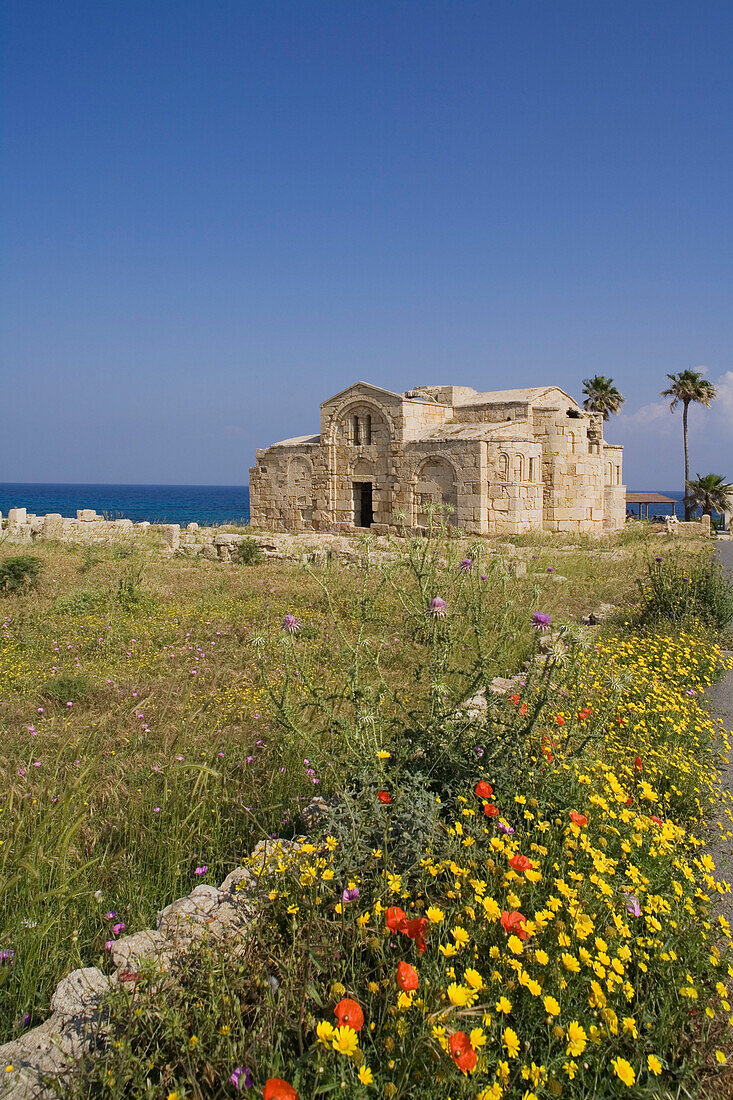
[354,482,373,528]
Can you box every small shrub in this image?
[0,555,42,594]
[635,551,733,631]
[236,537,264,565]
[77,545,101,574]
[54,588,107,615]
[42,673,91,706]
[116,560,145,610]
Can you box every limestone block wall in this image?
[248,443,326,531]
[485,441,543,535]
[533,410,606,532]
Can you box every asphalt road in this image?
[707,539,733,920]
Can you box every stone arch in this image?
[287,456,315,527]
[327,399,392,447]
[414,455,459,527]
[512,453,524,482]
[498,453,509,481]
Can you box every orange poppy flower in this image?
[264,1079,298,1100]
[449,1031,477,1074]
[519,703,528,716]
[404,916,428,955]
[333,997,364,1031]
[500,910,529,940]
[397,961,419,992]
[509,693,520,705]
[386,906,407,933]
[484,802,499,818]
[475,780,493,799]
[569,810,587,826]
[555,714,565,726]
[650,815,663,825]
[508,853,532,872]
[635,756,643,770]
[377,791,392,804]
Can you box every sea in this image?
[0,484,250,527]
[0,483,697,528]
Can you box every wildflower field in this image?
[0,526,731,1098]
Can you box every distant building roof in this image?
[626,492,677,504]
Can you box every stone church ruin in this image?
[249,381,625,536]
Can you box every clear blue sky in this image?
[2,0,731,487]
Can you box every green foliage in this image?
[635,551,733,631]
[0,555,42,595]
[235,536,264,565]
[54,589,107,615]
[116,560,146,611]
[42,673,92,705]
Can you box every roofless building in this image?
[249,381,625,535]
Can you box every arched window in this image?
[513,454,524,482]
[498,454,509,481]
[414,457,458,527]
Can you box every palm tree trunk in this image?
[683,401,690,520]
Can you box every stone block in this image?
[76,509,98,521]
[7,507,26,526]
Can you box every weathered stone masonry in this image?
[249,382,626,536]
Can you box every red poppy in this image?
[500,910,529,940]
[569,810,587,826]
[449,1031,477,1074]
[555,714,565,726]
[650,815,663,825]
[377,791,392,804]
[405,916,428,955]
[484,802,499,818]
[397,961,419,992]
[625,797,633,806]
[264,1080,298,1100]
[509,693,520,706]
[635,756,643,771]
[508,853,532,872]
[333,997,364,1031]
[475,780,493,799]
[386,906,407,934]
[519,703,528,716]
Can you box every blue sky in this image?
[2,0,731,487]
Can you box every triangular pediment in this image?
[321,381,404,408]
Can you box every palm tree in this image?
[660,370,717,519]
[684,473,733,521]
[581,376,625,421]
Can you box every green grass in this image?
[0,527,709,1046]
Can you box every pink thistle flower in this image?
[429,597,447,619]
[282,614,301,634]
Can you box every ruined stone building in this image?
[249,381,625,536]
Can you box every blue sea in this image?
[0,484,714,528]
[0,484,250,527]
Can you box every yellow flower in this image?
[507,934,524,955]
[715,1050,728,1065]
[447,982,472,1006]
[452,925,470,947]
[464,968,484,990]
[376,750,391,759]
[534,949,549,965]
[562,953,580,973]
[647,1055,662,1076]
[358,1065,374,1084]
[427,906,445,923]
[562,1061,577,1080]
[477,1087,502,1100]
[332,1025,359,1056]
[565,1021,587,1057]
[220,1024,231,1035]
[439,942,458,957]
[621,1016,637,1038]
[543,995,560,1016]
[503,1027,520,1058]
[396,991,414,1010]
[167,1094,178,1100]
[316,1020,335,1046]
[610,1057,636,1086]
[483,896,501,920]
[470,1027,487,1049]
[495,996,512,1014]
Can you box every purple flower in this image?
[474,746,485,758]
[104,912,117,921]
[459,558,473,572]
[623,892,641,917]
[0,949,15,964]
[282,614,301,634]
[105,940,114,951]
[547,566,554,573]
[194,865,208,876]
[429,597,447,619]
[531,612,552,632]
[112,922,126,935]
[655,556,662,562]
[497,821,514,836]
[342,886,360,904]
[230,1066,253,1089]
[480,574,487,581]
